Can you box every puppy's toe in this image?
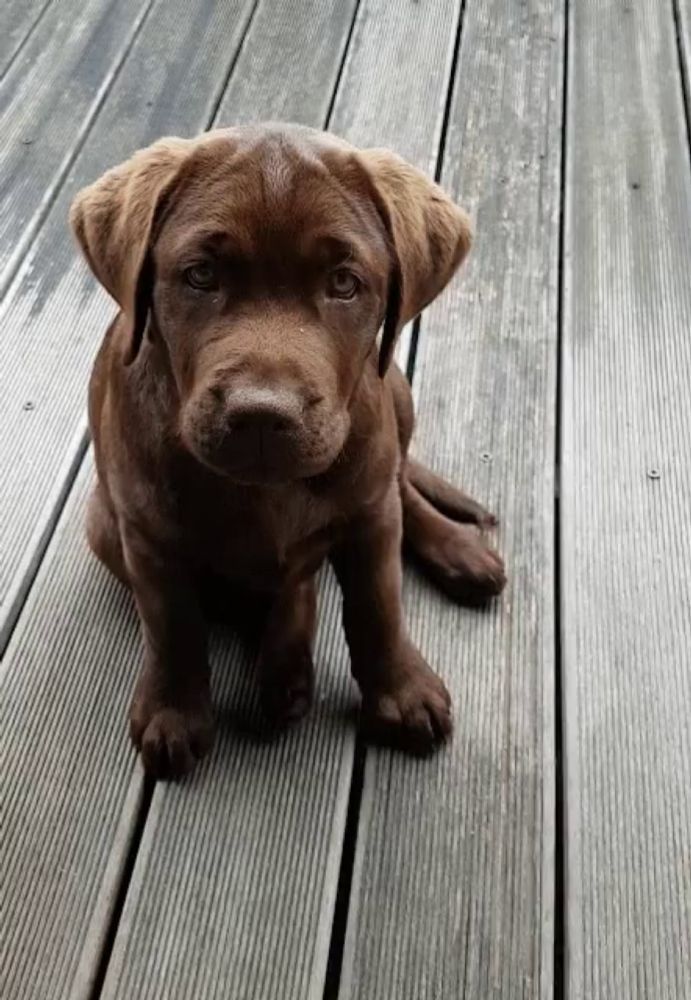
[259,644,314,728]
[262,682,313,726]
[463,500,499,530]
[131,705,214,781]
[363,658,453,756]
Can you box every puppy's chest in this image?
[181,481,339,586]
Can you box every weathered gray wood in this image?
[1,461,143,1000]
[100,3,463,997]
[339,2,563,997]
[677,0,691,109]
[216,0,356,127]
[0,0,54,77]
[562,2,691,998]
[0,0,152,295]
[0,0,256,651]
[329,0,458,164]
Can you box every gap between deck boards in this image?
[553,1,570,997]
[672,0,691,145]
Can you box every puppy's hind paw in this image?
[421,523,507,606]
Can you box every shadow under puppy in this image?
[71,124,506,780]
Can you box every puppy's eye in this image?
[327,268,360,300]
[184,263,218,291]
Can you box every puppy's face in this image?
[71,125,472,484]
[152,139,391,482]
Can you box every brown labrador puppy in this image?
[71,124,505,779]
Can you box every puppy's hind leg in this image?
[401,478,506,605]
[86,482,129,586]
[407,458,497,528]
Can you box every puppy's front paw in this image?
[362,650,453,755]
[258,643,314,727]
[130,692,214,781]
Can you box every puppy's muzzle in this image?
[201,382,321,481]
[181,367,345,483]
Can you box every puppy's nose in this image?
[224,389,300,436]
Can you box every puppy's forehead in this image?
[160,128,387,258]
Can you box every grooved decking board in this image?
[328,0,460,163]
[562,1,691,998]
[1,460,143,1000]
[0,0,256,651]
[215,0,357,126]
[340,2,563,997]
[101,3,463,997]
[0,0,153,295]
[0,0,53,77]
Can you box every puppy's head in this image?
[71,125,471,483]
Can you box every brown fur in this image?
[71,124,505,779]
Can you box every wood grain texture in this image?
[99,3,464,997]
[1,461,144,1000]
[216,0,357,127]
[328,0,459,163]
[339,2,564,997]
[0,0,256,651]
[676,0,691,110]
[562,1,691,998]
[0,0,54,78]
[0,0,153,295]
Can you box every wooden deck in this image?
[2,1,690,997]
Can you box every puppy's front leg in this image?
[258,577,316,726]
[123,525,214,779]
[333,489,452,753]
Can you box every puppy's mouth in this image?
[206,442,335,485]
[180,402,350,485]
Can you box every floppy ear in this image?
[359,149,473,376]
[70,137,193,363]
